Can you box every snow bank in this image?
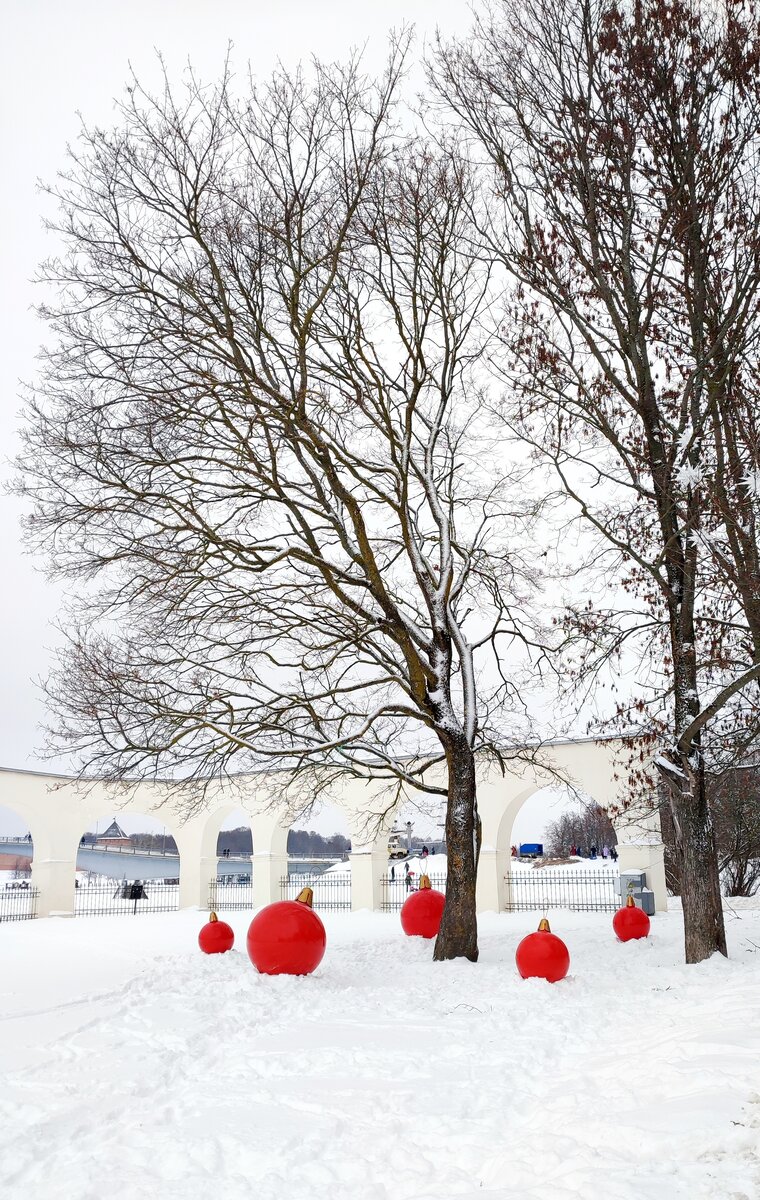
[1,904,759,1199]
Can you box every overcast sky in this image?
[0,0,571,842]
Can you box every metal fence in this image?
[279,872,352,911]
[74,879,180,917]
[504,868,619,912]
[208,876,253,910]
[1,884,39,922]
[381,873,447,911]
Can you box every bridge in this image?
[0,739,667,918]
[0,837,343,881]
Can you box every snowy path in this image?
[1,905,759,1199]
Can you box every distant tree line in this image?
[545,806,618,858]
[127,832,178,853]
[215,827,351,858]
[12,856,32,878]
[287,830,351,858]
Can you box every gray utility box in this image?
[616,870,656,916]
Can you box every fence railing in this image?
[381,872,447,911]
[279,872,352,911]
[208,877,253,910]
[0,884,39,922]
[504,868,619,912]
[74,879,180,917]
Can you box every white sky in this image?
[0,0,573,841]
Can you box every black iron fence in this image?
[381,872,447,911]
[74,879,180,917]
[1,883,38,922]
[279,872,352,911]
[504,868,619,912]
[208,876,253,910]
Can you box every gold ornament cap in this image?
[538,917,551,932]
[296,886,314,908]
[209,911,218,922]
[626,894,636,908]
[419,874,432,890]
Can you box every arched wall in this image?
[0,736,667,919]
[0,770,193,914]
[474,739,666,912]
[0,800,39,850]
[0,803,34,879]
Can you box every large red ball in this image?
[515,924,570,983]
[247,900,326,976]
[613,901,651,942]
[400,886,446,939]
[198,914,235,954]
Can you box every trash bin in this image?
[617,870,655,916]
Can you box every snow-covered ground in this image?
[0,868,31,884]
[1,903,759,1200]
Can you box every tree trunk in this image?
[669,767,727,964]
[434,739,478,962]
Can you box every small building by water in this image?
[95,819,132,849]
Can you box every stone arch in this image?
[0,801,35,891]
[69,803,186,917]
[492,785,542,857]
[474,739,666,913]
[214,810,253,862]
[74,806,184,870]
[0,739,665,917]
[178,803,254,911]
[194,803,251,863]
[343,806,393,914]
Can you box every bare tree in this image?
[18,50,540,961]
[545,804,617,858]
[434,0,760,960]
[661,765,760,897]
[11,857,32,880]
[713,765,760,896]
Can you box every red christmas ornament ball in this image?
[613,895,651,941]
[198,911,235,954]
[400,875,446,939]
[247,887,326,976]
[515,918,570,983]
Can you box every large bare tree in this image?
[435,0,760,961]
[18,50,539,961]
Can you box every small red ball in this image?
[247,892,326,976]
[515,919,570,983]
[198,913,235,954]
[400,879,446,939]
[613,898,651,942]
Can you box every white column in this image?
[173,819,206,910]
[349,850,386,912]
[475,774,536,915]
[476,847,509,913]
[252,853,289,907]
[32,855,77,917]
[182,853,218,910]
[249,812,289,908]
